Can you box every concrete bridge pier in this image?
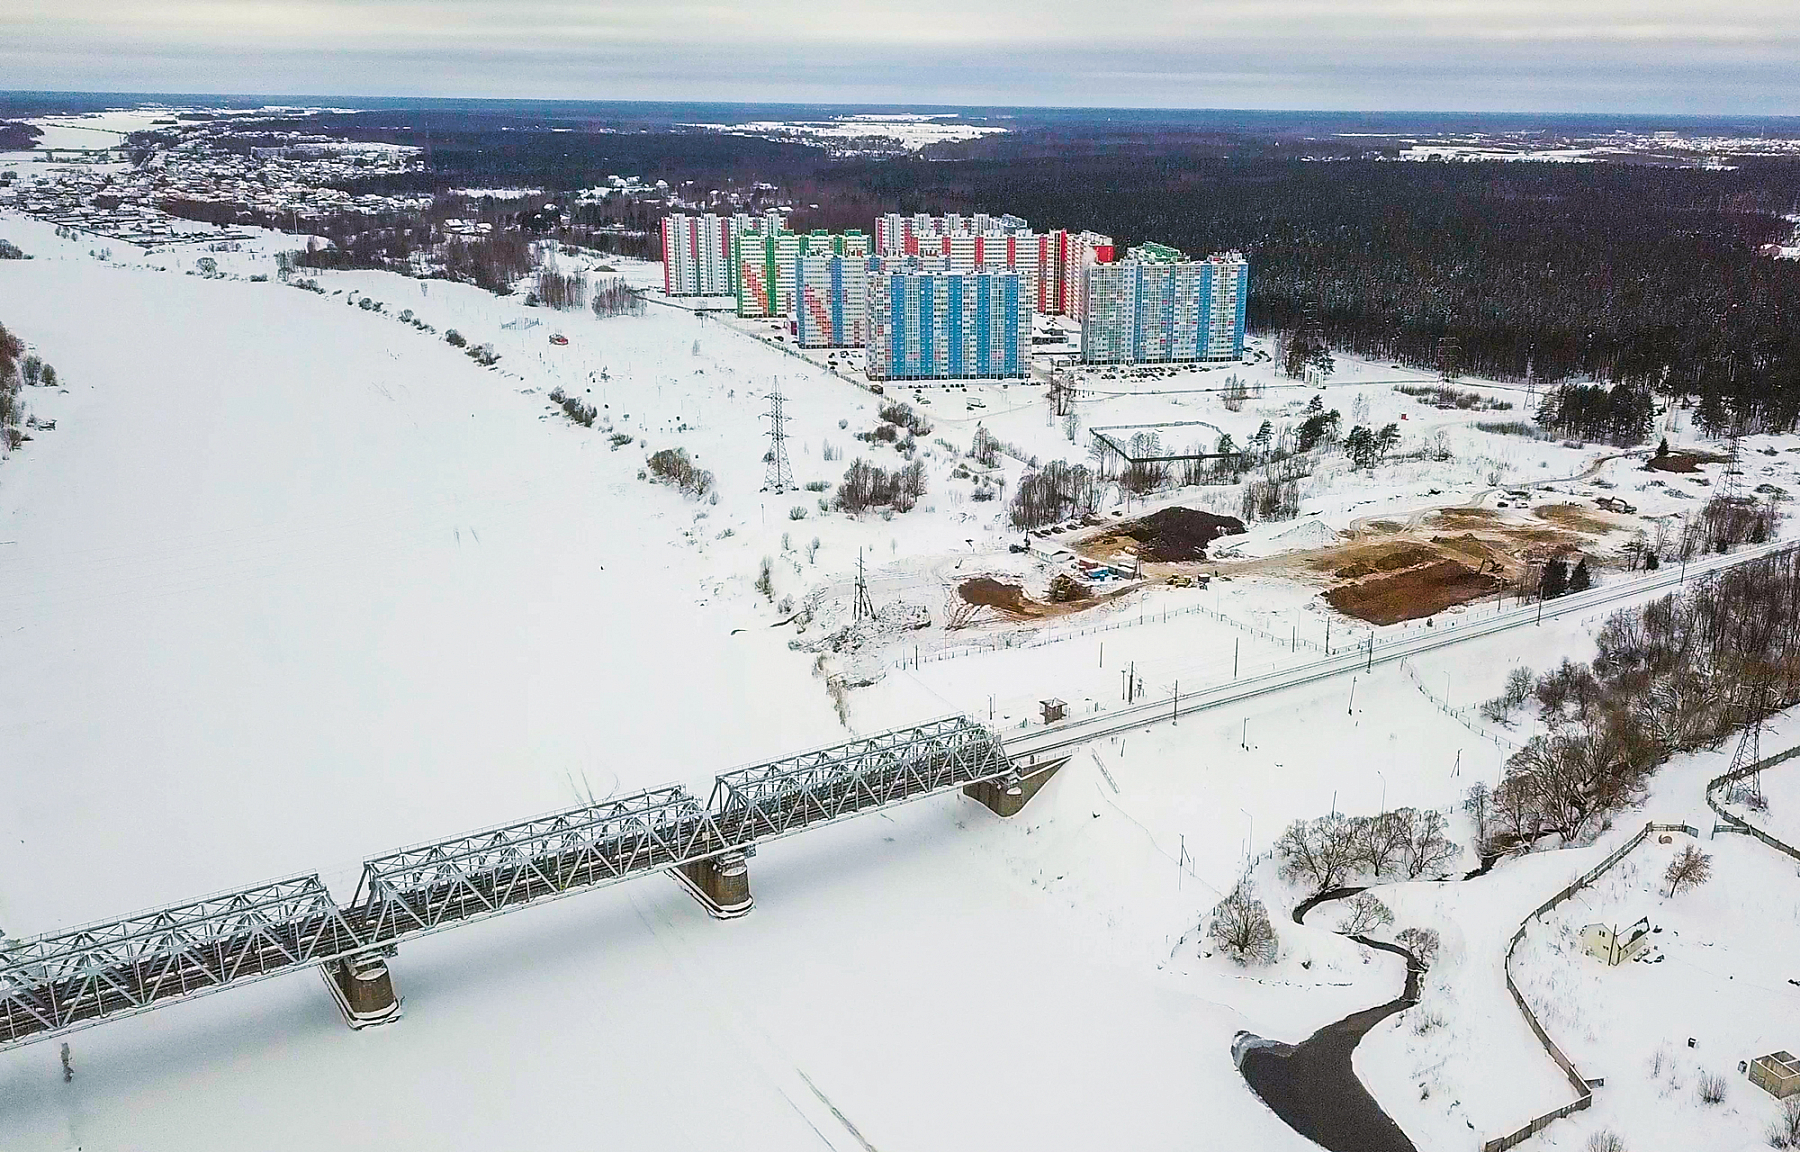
[323,950,402,1030]
[964,756,1068,818]
[674,850,754,919]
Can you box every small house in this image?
[1579,917,1653,966]
[1751,1052,1800,1099]
[1040,698,1067,724]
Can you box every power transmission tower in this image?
[763,378,793,493]
[852,548,875,624]
[1727,674,1768,808]
[1720,433,1743,503]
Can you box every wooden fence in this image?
[1481,820,1700,1152]
[1705,744,1800,864]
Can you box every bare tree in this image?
[1207,885,1277,965]
[1400,809,1459,877]
[1461,782,1492,851]
[1663,844,1712,897]
[1355,811,1411,878]
[1276,814,1360,893]
[1336,891,1394,935]
[1395,926,1440,967]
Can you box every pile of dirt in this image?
[1646,450,1726,474]
[1326,559,1502,626]
[959,577,1034,615]
[958,575,1125,620]
[1334,545,1438,580]
[1537,503,1617,534]
[1113,506,1247,562]
[1428,507,1499,529]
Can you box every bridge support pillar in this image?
[322,951,402,1030]
[964,756,1068,818]
[674,851,754,919]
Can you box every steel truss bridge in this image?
[0,716,1025,1053]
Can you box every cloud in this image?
[2,0,1797,112]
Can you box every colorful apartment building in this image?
[734,228,870,318]
[793,254,870,348]
[865,266,1030,380]
[1080,249,1249,364]
[660,213,733,296]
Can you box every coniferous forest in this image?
[829,147,1800,434]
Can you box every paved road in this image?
[1002,538,1794,761]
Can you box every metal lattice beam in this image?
[0,875,365,1051]
[708,715,1013,843]
[1,719,1014,1052]
[350,785,724,942]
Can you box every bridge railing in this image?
[0,874,365,1050]
[708,714,1013,843]
[350,784,725,942]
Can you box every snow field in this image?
[6,206,1800,1152]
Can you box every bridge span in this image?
[0,715,1062,1053]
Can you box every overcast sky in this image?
[4,0,1797,114]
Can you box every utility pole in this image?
[763,377,793,493]
[852,548,875,624]
[1348,676,1357,715]
[1234,638,1239,678]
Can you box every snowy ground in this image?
[4,208,1798,1152]
[1359,711,1800,1152]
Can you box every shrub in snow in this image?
[1771,1097,1800,1149]
[645,448,714,499]
[878,401,931,438]
[1696,1071,1726,1105]
[835,458,925,515]
[754,557,774,600]
[1481,667,1537,725]
[445,330,467,348]
[789,506,807,520]
[1585,1131,1624,1152]
[1207,886,1277,966]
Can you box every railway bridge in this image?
[0,715,1065,1050]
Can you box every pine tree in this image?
[1541,557,1569,599]
[1569,558,1592,592]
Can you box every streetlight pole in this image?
[1377,769,1387,815]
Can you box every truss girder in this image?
[0,719,1013,1052]
[350,785,724,941]
[0,875,364,1049]
[707,715,1013,843]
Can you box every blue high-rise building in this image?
[1080,249,1248,364]
[866,265,1030,381]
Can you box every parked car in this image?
[549,333,568,345]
